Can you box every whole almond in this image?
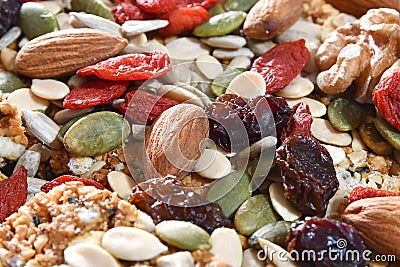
[143,104,209,180]
[243,0,302,40]
[342,196,400,259]
[325,0,400,17]
[15,29,128,78]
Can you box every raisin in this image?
[206,94,291,152]
[287,217,366,267]
[0,0,22,37]
[280,102,313,143]
[128,176,233,233]
[276,135,338,217]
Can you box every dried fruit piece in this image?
[372,72,400,132]
[280,102,312,143]
[136,0,177,14]
[193,11,246,37]
[349,186,400,203]
[287,217,367,267]
[0,0,22,37]
[328,98,363,131]
[63,79,129,109]
[120,90,180,125]
[177,0,219,9]
[251,40,310,93]
[77,52,171,81]
[0,166,28,221]
[112,2,148,24]
[158,6,210,37]
[276,135,338,217]
[40,175,105,193]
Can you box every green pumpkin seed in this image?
[63,111,130,157]
[206,171,252,218]
[328,98,363,131]
[208,2,225,16]
[359,122,393,156]
[248,221,292,248]
[224,0,259,12]
[374,116,400,151]
[71,0,114,21]
[234,194,280,236]
[155,220,210,250]
[0,71,25,93]
[193,11,246,37]
[211,67,245,96]
[58,114,87,141]
[19,2,59,40]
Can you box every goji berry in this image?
[349,186,400,203]
[120,90,180,125]
[136,0,177,14]
[251,40,310,93]
[63,79,130,109]
[177,0,219,9]
[158,6,211,37]
[372,72,400,131]
[40,175,105,193]
[112,2,148,24]
[0,166,28,221]
[77,52,171,81]
[280,102,313,143]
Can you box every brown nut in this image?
[243,0,302,40]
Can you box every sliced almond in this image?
[321,144,346,165]
[107,171,136,199]
[31,79,70,100]
[69,12,121,36]
[229,56,251,69]
[121,20,169,37]
[275,76,314,99]
[210,228,243,267]
[64,243,120,267]
[269,182,302,222]
[285,97,326,118]
[121,39,169,56]
[166,37,210,61]
[158,85,204,107]
[213,47,254,60]
[196,54,223,79]
[226,71,266,99]
[193,149,231,179]
[351,130,368,151]
[311,118,352,146]
[7,88,50,112]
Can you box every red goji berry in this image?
[112,2,148,24]
[280,102,313,143]
[40,175,105,193]
[251,40,310,93]
[77,52,171,81]
[136,0,177,14]
[63,79,129,109]
[120,90,180,125]
[372,71,400,131]
[349,186,400,203]
[158,6,211,37]
[177,0,219,9]
[0,166,28,221]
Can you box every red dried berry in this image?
[112,2,147,24]
[77,52,171,81]
[120,90,180,125]
[158,6,210,37]
[280,102,313,143]
[372,71,400,131]
[40,175,105,193]
[0,166,28,222]
[63,79,129,109]
[251,40,310,93]
[349,186,400,203]
[177,0,219,9]
[136,0,177,14]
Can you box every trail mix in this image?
[0,0,400,266]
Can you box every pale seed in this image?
[269,182,302,222]
[156,251,194,267]
[285,97,326,118]
[321,144,346,165]
[69,231,105,247]
[7,88,50,112]
[225,71,265,99]
[0,27,21,50]
[166,37,210,61]
[258,238,297,267]
[121,20,169,37]
[213,47,254,60]
[107,171,136,199]
[242,249,264,267]
[70,12,121,36]
[158,84,204,107]
[311,118,352,146]
[31,79,70,100]
[274,76,314,99]
[201,35,246,49]
[13,150,41,177]
[192,148,231,179]
[210,228,242,267]
[64,243,120,267]
[196,54,223,79]
[229,56,251,69]
[54,107,94,124]
[38,1,64,14]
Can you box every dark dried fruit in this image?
[206,94,291,152]
[276,135,338,217]
[349,186,400,203]
[0,0,22,37]
[280,102,313,143]
[287,217,366,267]
[128,176,233,233]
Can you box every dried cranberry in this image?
[276,135,338,217]
[0,0,22,37]
[287,217,366,267]
[128,176,233,233]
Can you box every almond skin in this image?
[15,29,128,78]
[342,196,400,259]
[325,0,400,17]
[143,104,209,180]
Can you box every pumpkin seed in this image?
[193,148,231,179]
[211,67,244,96]
[248,221,292,248]
[201,35,246,49]
[121,20,169,37]
[311,118,352,146]
[102,227,167,261]
[58,114,86,141]
[229,56,251,69]
[0,26,21,50]
[64,243,120,267]
[208,2,225,16]
[19,2,59,40]
[70,12,121,36]
[269,182,301,222]
[328,98,363,131]
[206,171,252,218]
[359,122,393,156]
[0,71,25,93]
[374,116,400,151]
[224,0,259,11]
[63,111,130,157]
[210,228,242,267]
[196,54,223,79]
[193,11,246,37]
[166,37,210,61]
[213,47,254,60]
[274,76,314,99]
[285,97,326,118]
[70,0,114,21]
[234,194,280,236]
[155,220,210,251]
[225,71,266,99]
[31,79,70,100]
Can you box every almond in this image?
[342,196,400,259]
[243,0,302,40]
[142,104,209,180]
[325,0,400,17]
[15,29,128,78]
